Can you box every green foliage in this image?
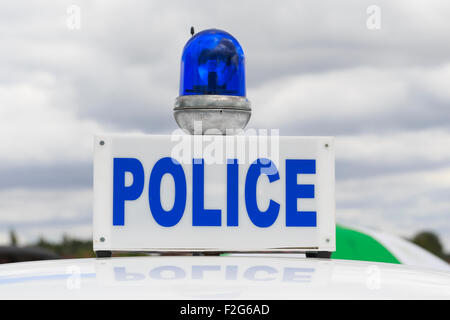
[32,234,147,258]
[4,229,448,261]
[35,234,95,258]
[410,231,445,259]
[9,229,18,246]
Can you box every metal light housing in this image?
[174,29,251,135]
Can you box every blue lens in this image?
[179,29,246,97]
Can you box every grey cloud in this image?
[335,160,450,181]
[0,163,92,189]
[3,1,450,135]
[271,106,450,137]
[0,215,91,230]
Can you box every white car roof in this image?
[0,255,449,299]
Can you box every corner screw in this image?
[100,237,105,242]
[99,140,105,146]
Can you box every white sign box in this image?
[93,134,335,253]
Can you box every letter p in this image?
[113,158,144,226]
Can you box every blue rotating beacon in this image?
[174,28,251,134]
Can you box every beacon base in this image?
[174,95,251,134]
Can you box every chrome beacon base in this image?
[174,95,251,135]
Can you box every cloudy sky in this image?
[1,1,449,250]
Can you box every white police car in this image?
[0,255,449,300]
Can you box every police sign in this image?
[93,134,335,253]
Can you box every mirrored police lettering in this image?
[112,157,316,227]
[114,265,314,282]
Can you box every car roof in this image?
[0,255,449,299]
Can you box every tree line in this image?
[3,229,450,262]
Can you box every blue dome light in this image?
[179,29,246,97]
